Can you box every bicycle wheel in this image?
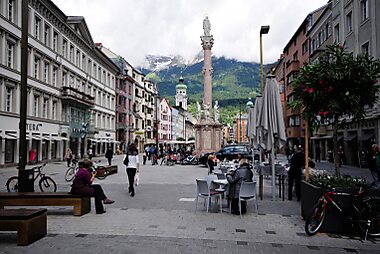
[358,202,380,237]
[305,202,326,236]
[39,176,57,192]
[65,167,76,182]
[95,166,108,180]
[6,176,19,192]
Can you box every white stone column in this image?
[201,35,214,108]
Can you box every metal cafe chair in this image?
[195,179,223,213]
[238,181,258,218]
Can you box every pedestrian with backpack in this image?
[123,143,140,197]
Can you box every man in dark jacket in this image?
[288,146,305,201]
[105,147,113,166]
[226,158,253,215]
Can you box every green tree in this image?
[289,44,380,177]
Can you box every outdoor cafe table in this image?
[256,164,287,201]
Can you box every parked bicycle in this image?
[64,159,79,182]
[64,159,109,181]
[305,187,380,239]
[6,162,57,192]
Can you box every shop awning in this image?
[359,133,374,141]
[344,134,357,141]
[5,132,17,140]
[310,135,333,140]
[32,134,41,140]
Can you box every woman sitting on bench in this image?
[71,159,114,214]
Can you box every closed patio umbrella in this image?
[258,75,286,200]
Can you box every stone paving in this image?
[0,155,378,253]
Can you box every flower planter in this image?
[301,180,356,234]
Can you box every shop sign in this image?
[26,123,42,132]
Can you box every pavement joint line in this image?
[75,234,88,237]
[265,230,276,235]
[307,245,320,250]
[235,229,246,233]
[148,225,159,228]
[236,241,248,245]
[343,248,359,253]
[271,243,283,248]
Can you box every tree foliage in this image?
[289,44,380,176]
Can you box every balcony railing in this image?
[61,86,94,107]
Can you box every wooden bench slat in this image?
[0,208,47,220]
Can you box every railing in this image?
[61,86,94,107]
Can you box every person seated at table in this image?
[226,158,253,215]
[70,159,114,214]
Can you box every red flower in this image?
[318,111,329,116]
[319,80,324,85]
[372,79,379,84]
[338,44,344,49]
[305,88,314,93]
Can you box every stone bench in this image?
[0,208,47,245]
[0,192,90,216]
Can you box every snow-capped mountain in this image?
[143,51,204,71]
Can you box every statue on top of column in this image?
[203,16,211,36]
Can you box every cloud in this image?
[52,0,328,66]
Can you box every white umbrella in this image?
[252,96,264,150]
[258,75,287,200]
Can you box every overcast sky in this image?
[52,0,328,67]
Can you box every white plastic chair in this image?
[195,179,223,213]
[238,181,258,217]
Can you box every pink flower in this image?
[338,44,344,49]
[319,80,324,85]
[372,79,378,84]
[318,111,329,116]
[305,88,314,93]
[326,86,333,93]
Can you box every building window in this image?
[33,95,40,117]
[302,41,308,55]
[5,87,13,112]
[6,41,14,68]
[87,59,92,73]
[82,54,86,70]
[362,42,370,55]
[43,62,49,83]
[52,67,58,86]
[8,0,14,22]
[69,45,74,61]
[43,98,48,118]
[293,51,298,61]
[44,24,50,46]
[76,50,80,66]
[361,0,369,22]
[93,63,96,77]
[288,115,301,127]
[53,31,58,52]
[34,56,40,79]
[62,72,67,86]
[334,23,340,43]
[98,67,101,80]
[346,11,353,33]
[62,39,67,57]
[35,16,41,39]
[52,101,57,120]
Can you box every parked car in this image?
[215,145,253,162]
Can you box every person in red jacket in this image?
[70,159,114,214]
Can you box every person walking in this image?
[70,159,114,214]
[288,146,305,201]
[124,143,140,197]
[105,147,113,166]
[88,147,94,160]
[315,145,321,163]
[368,144,380,186]
[65,148,73,167]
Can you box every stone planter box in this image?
[301,180,355,234]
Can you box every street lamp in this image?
[239,101,242,144]
[260,25,270,94]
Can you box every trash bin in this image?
[18,169,35,192]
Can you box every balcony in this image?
[61,86,94,108]
[286,60,300,74]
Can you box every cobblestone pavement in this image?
[0,155,378,253]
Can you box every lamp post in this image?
[239,101,242,144]
[260,25,270,94]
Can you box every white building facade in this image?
[0,0,118,166]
